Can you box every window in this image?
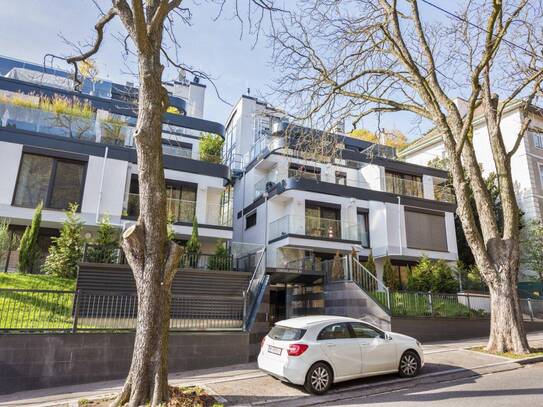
[317,322,352,340]
[534,132,543,150]
[13,153,85,210]
[335,171,347,185]
[246,212,257,229]
[539,164,543,187]
[385,171,423,198]
[126,178,196,222]
[404,207,448,252]
[268,326,306,341]
[350,322,383,339]
[305,204,341,239]
[288,163,321,181]
[357,211,370,247]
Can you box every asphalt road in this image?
[321,362,543,406]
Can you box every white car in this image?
[258,315,424,394]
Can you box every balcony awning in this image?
[267,268,324,284]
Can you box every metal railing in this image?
[269,215,365,243]
[322,256,390,311]
[243,248,268,331]
[0,288,244,332]
[179,253,234,271]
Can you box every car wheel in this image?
[398,350,420,378]
[304,362,333,395]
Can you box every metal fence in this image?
[0,288,245,333]
[389,291,543,321]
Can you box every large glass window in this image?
[357,211,369,247]
[13,153,85,210]
[385,171,423,198]
[305,204,341,239]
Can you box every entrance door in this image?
[269,286,286,326]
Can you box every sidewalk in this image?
[2,332,543,407]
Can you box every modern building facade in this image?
[0,56,232,271]
[399,98,543,222]
[225,95,459,322]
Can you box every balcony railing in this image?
[0,100,223,163]
[434,184,456,203]
[125,193,196,223]
[269,215,368,245]
[206,203,233,227]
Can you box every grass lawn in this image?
[0,273,76,330]
[469,346,543,359]
[0,272,75,290]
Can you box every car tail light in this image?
[287,343,308,356]
[261,337,266,348]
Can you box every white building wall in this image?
[0,141,22,205]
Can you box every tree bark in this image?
[112,50,184,407]
[484,238,529,354]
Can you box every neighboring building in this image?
[0,56,232,271]
[225,95,459,322]
[399,98,543,222]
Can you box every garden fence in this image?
[0,288,244,333]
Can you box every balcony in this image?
[125,193,232,227]
[269,215,369,246]
[0,97,222,163]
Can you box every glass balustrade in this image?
[269,215,366,243]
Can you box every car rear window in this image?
[268,325,306,341]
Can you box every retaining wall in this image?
[0,331,249,395]
[391,317,543,342]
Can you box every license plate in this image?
[268,345,282,355]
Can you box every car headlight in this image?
[416,340,422,348]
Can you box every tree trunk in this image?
[484,239,530,354]
[111,50,183,407]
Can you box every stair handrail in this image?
[243,248,267,330]
[351,257,391,311]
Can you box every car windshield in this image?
[268,325,306,341]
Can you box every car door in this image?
[318,322,362,379]
[350,322,397,374]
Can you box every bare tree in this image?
[60,1,275,405]
[271,0,543,354]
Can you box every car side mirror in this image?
[382,332,392,341]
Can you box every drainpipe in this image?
[263,191,269,268]
[397,196,403,256]
[95,146,109,224]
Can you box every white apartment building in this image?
[399,99,543,222]
[0,56,232,270]
[225,95,459,320]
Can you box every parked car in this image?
[257,315,424,394]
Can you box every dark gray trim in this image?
[356,207,369,214]
[404,206,445,217]
[0,128,230,181]
[23,145,89,162]
[240,176,455,218]
[268,233,361,245]
[173,221,233,231]
[284,178,456,212]
[305,200,341,210]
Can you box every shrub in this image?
[208,240,231,270]
[18,202,43,274]
[85,215,119,263]
[183,217,201,268]
[407,256,458,293]
[199,133,223,164]
[365,251,376,276]
[382,256,399,290]
[42,203,85,278]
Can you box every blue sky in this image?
[0,1,442,139]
